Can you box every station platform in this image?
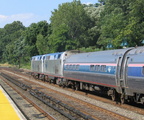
[0,85,26,120]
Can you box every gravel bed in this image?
[0,78,68,120]
[40,88,118,120]
[37,81,144,120]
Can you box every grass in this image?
[0,62,31,70]
[0,63,14,67]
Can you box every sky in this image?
[0,0,98,28]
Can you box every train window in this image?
[67,65,69,69]
[65,65,68,69]
[76,65,79,70]
[71,65,73,69]
[95,65,100,71]
[73,65,76,70]
[104,65,106,72]
[70,65,72,69]
[90,65,95,71]
[101,65,106,72]
[95,65,98,71]
[58,54,61,59]
[71,65,74,70]
[142,66,144,75]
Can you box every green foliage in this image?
[24,21,50,56]
[127,0,144,46]
[0,21,25,63]
[98,0,130,48]
[99,0,144,48]
[49,0,92,52]
[1,0,144,68]
[79,46,103,52]
[36,34,49,54]
[84,6,104,46]
[48,24,71,52]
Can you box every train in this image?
[31,46,144,104]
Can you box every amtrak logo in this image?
[108,67,111,72]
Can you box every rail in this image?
[0,72,96,120]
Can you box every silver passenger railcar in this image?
[63,47,144,104]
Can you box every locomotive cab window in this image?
[58,54,61,59]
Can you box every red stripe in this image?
[64,77,117,88]
[32,72,117,88]
[128,64,144,67]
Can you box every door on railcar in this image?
[116,49,132,90]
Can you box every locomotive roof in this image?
[31,50,81,61]
[43,52,64,60]
[44,52,64,56]
[31,55,43,60]
[65,47,133,63]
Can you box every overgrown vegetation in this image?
[0,0,144,68]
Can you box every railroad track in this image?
[0,73,56,120]
[3,67,144,113]
[0,67,144,120]
[0,72,96,120]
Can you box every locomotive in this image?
[31,47,144,104]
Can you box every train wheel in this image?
[75,82,80,91]
[35,75,38,79]
[44,75,49,82]
[111,94,116,101]
[71,84,75,90]
[111,89,116,101]
[120,94,125,104]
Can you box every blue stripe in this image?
[128,67,144,77]
[64,65,116,75]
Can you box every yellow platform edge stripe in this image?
[0,85,26,120]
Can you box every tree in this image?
[49,0,91,52]
[1,21,25,62]
[98,0,131,48]
[13,37,27,68]
[127,0,144,46]
[48,23,75,52]
[84,5,104,47]
[36,34,49,54]
[24,21,50,56]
